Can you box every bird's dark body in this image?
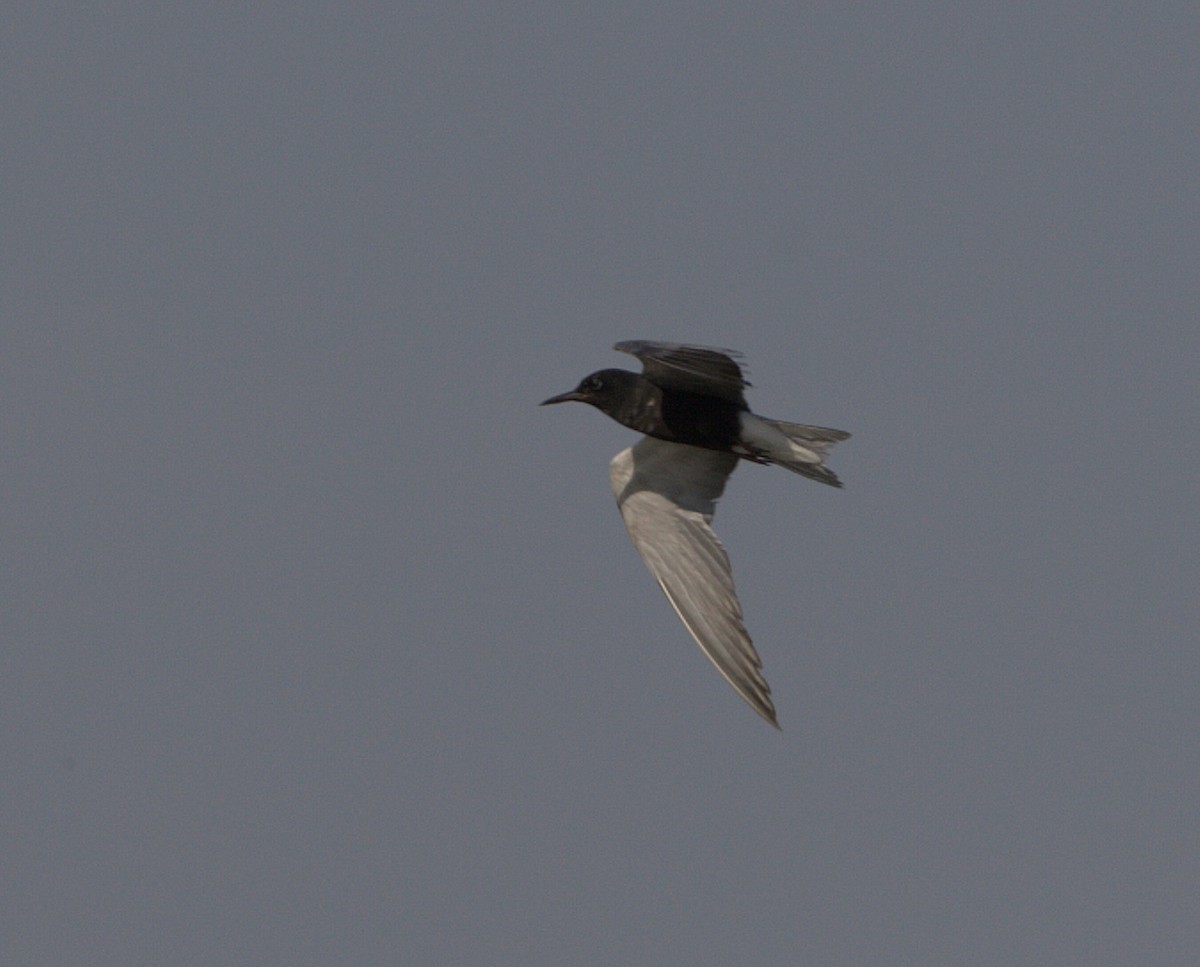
[655,383,742,448]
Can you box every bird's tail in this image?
[756,418,851,487]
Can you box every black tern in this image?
[542,340,850,728]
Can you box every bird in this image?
[541,340,850,728]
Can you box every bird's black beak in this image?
[540,390,586,406]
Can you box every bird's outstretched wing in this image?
[614,340,749,404]
[609,436,778,727]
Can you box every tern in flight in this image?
[542,340,849,728]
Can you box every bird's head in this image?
[540,368,641,417]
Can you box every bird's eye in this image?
[586,376,603,391]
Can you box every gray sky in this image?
[5,3,1198,964]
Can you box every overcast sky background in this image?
[4,3,1198,965]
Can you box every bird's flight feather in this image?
[610,436,778,727]
[614,340,749,404]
